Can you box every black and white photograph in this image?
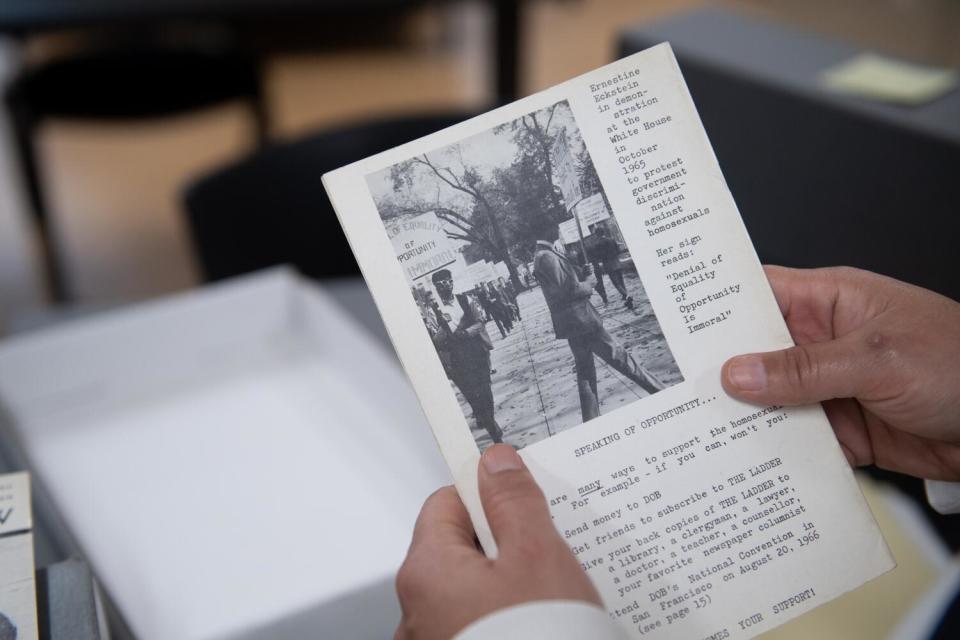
[367,100,682,451]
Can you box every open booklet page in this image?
[323,43,894,639]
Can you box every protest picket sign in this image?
[575,192,610,227]
[550,131,582,207]
[385,211,458,282]
[558,218,585,245]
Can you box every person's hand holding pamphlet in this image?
[322,44,894,639]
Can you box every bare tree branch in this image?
[445,232,481,244]
[544,103,559,135]
[435,213,474,236]
[411,154,483,201]
[434,207,474,227]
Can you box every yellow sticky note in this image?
[819,53,958,105]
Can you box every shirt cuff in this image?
[925,479,960,514]
[454,600,627,640]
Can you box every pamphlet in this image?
[323,43,894,638]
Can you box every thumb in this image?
[478,445,559,553]
[722,333,882,405]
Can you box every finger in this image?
[477,445,558,553]
[762,264,836,316]
[865,420,960,482]
[762,265,846,343]
[409,486,476,553]
[761,265,795,317]
[822,398,872,467]
[721,329,885,406]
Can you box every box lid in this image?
[0,269,450,639]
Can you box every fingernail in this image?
[727,356,767,391]
[482,445,523,474]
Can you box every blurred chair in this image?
[5,42,267,302]
[182,112,470,282]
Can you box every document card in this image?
[323,44,894,639]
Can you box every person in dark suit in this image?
[593,226,633,309]
[533,225,662,421]
[485,282,513,333]
[430,269,504,444]
[500,277,521,321]
[474,285,506,338]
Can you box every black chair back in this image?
[183,113,471,281]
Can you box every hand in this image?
[458,323,481,338]
[584,264,598,284]
[395,445,601,640]
[578,268,597,296]
[722,266,960,481]
[582,278,598,298]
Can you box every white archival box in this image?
[0,268,450,639]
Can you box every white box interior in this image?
[0,269,450,639]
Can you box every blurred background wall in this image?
[0,0,958,326]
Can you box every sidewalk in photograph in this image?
[452,271,682,449]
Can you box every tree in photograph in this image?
[389,149,524,289]
[495,103,568,219]
[492,153,563,265]
[576,147,612,214]
[377,101,595,288]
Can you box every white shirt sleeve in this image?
[454,601,627,640]
[924,480,960,514]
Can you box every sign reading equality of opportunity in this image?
[385,211,457,282]
[549,131,582,207]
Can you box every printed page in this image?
[323,43,894,639]
[0,472,39,640]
